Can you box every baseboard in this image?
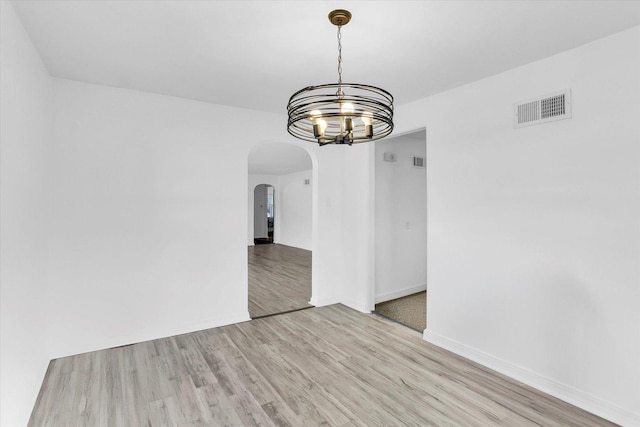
[423,330,640,427]
[309,296,340,308]
[341,298,374,314]
[375,283,426,304]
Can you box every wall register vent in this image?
[514,89,571,128]
[413,156,425,168]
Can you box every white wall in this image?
[308,145,353,308]
[6,7,635,425]
[1,7,377,421]
[394,27,640,425]
[278,170,312,250]
[375,133,427,303]
[338,144,377,313]
[46,79,357,359]
[0,2,52,425]
[46,79,290,358]
[247,170,312,250]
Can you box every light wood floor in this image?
[30,304,613,426]
[248,244,312,318]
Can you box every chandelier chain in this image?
[337,25,343,88]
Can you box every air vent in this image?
[514,89,571,128]
[413,156,425,168]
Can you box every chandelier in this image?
[287,10,394,146]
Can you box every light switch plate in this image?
[383,152,397,162]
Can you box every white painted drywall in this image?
[375,133,427,303]
[247,169,312,251]
[338,144,377,313]
[306,145,352,308]
[6,7,635,425]
[395,27,640,425]
[45,79,290,358]
[46,79,355,360]
[278,170,312,251]
[0,2,52,425]
[2,10,378,422]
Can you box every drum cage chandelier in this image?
[287,10,394,146]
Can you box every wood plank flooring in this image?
[248,244,312,318]
[29,304,614,426]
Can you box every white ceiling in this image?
[248,142,312,175]
[12,0,640,115]
[10,1,640,174]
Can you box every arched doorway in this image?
[253,184,274,245]
[247,142,314,319]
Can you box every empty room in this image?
[1,1,639,426]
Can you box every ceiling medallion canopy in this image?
[287,10,394,146]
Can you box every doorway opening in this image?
[247,142,314,319]
[253,184,274,245]
[373,129,427,332]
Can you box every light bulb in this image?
[341,102,355,114]
[362,111,373,138]
[311,110,326,138]
[344,117,353,132]
[313,117,327,139]
[341,103,355,133]
[310,110,323,123]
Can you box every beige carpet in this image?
[374,291,426,331]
